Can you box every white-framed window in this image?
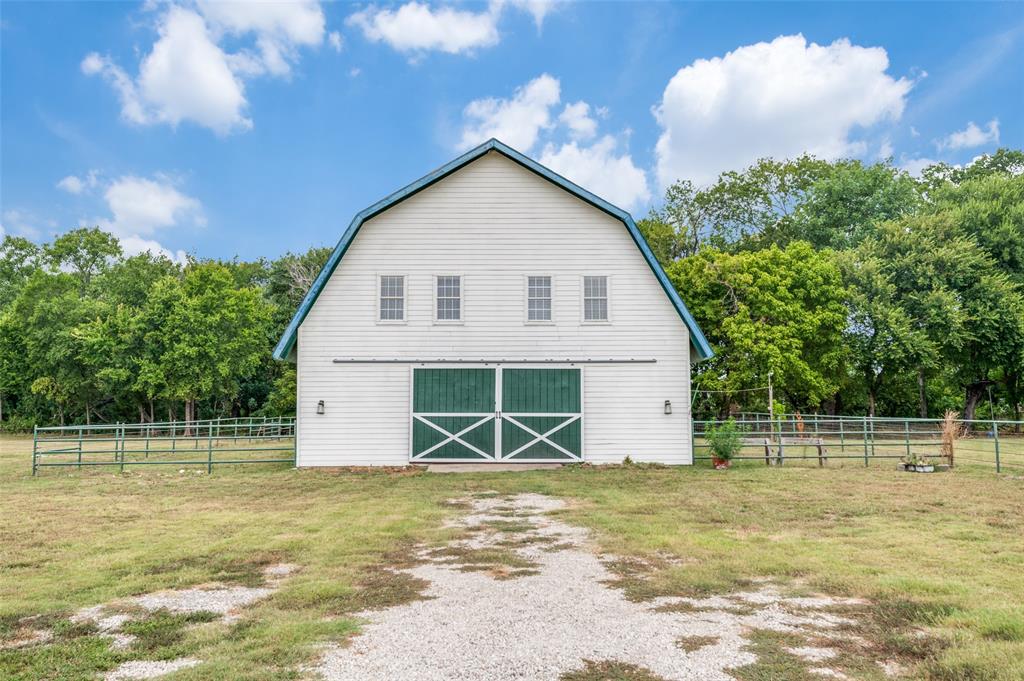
[583,275,609,322]
[378,275,405,322]
[527,275,552,322]
[435,275,462,322]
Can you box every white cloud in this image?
[910,125,920,137]
[56,170,99,195]
[937,119,999,150]
[100,175,205,238]
[540,136,651,210]
[458,73,560,151]
[349,66,361,77]
[347,0,554,56]
[57,176,85,195]
[498,0,556,28]
[900,157,940,177]
[83,2,327,134]
[348,2,499,55]
[877,138,894,160]
[328,30,343,52]
[653,34,913,187]
[558,101,597,141]
[117,234,188,264]
[198,0,325,77]
[456,74,646,209]
[77,174,203,265]
[83,7,250,134]
[0,209,50,240]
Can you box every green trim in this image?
[273,138,714,361]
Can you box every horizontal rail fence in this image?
[32,416,296,475]
[693,414,1024,473]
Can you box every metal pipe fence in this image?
[32,416,295,475]
[693,414,1024,473]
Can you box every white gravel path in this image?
[312,493,865,681]
[103,658,199,680]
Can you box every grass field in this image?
[2,433,1023,680]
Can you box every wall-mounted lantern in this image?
[316,400,325,415]
[664,400,672,415]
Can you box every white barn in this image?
[274,139,713,466]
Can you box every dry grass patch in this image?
[560,659,668,681]
[675,635,719,652]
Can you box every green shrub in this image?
[706,419,745,462]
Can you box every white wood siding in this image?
[296,151,693,466]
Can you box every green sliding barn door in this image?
[500,368,582,461]
[411,368,496,460]
[410,367,582,462]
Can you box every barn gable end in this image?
[273,138,712,362]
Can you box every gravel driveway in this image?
[312,493,867,681]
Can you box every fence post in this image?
[869,418,876,461]
[838,418,845,454]
[32,425,38,476]
[862,416,869,466]
[78,426,83,469]
[777,416,785,466]
[118,423,125,473]
[207,422,214,474]
[904,420,911,459]
[992,417,1001,474]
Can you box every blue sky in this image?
[2,1,1021,262]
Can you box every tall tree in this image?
[668,241,848,415]
[0,236,42,308]
[43,227,121,294]
[155,263,273,427]
[787,159,921,250]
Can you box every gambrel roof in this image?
[273,138,714,362]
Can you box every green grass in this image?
[2,434,1024,679]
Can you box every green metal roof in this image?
[273,138,714,362]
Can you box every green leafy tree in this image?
[787,160,921,250]
[920,148,1024,190]
[647,156,832,259]
[0,236,42,308]
[931,173,1024,285]
[668,241,847,416]
[6,271,107,423]
[156,263,273,426]
[841,212,1024,418]
[94,252,181,308]
[43,227,121,294]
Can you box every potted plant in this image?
[706,418,744,469]
[901,452,935,473]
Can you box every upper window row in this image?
[378,275,609,324]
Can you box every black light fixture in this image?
[664,400,672,415]
[316,400,325,415]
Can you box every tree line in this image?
[0,150,1021,429]
[645,149,1023,422]
[0,230,328,429]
